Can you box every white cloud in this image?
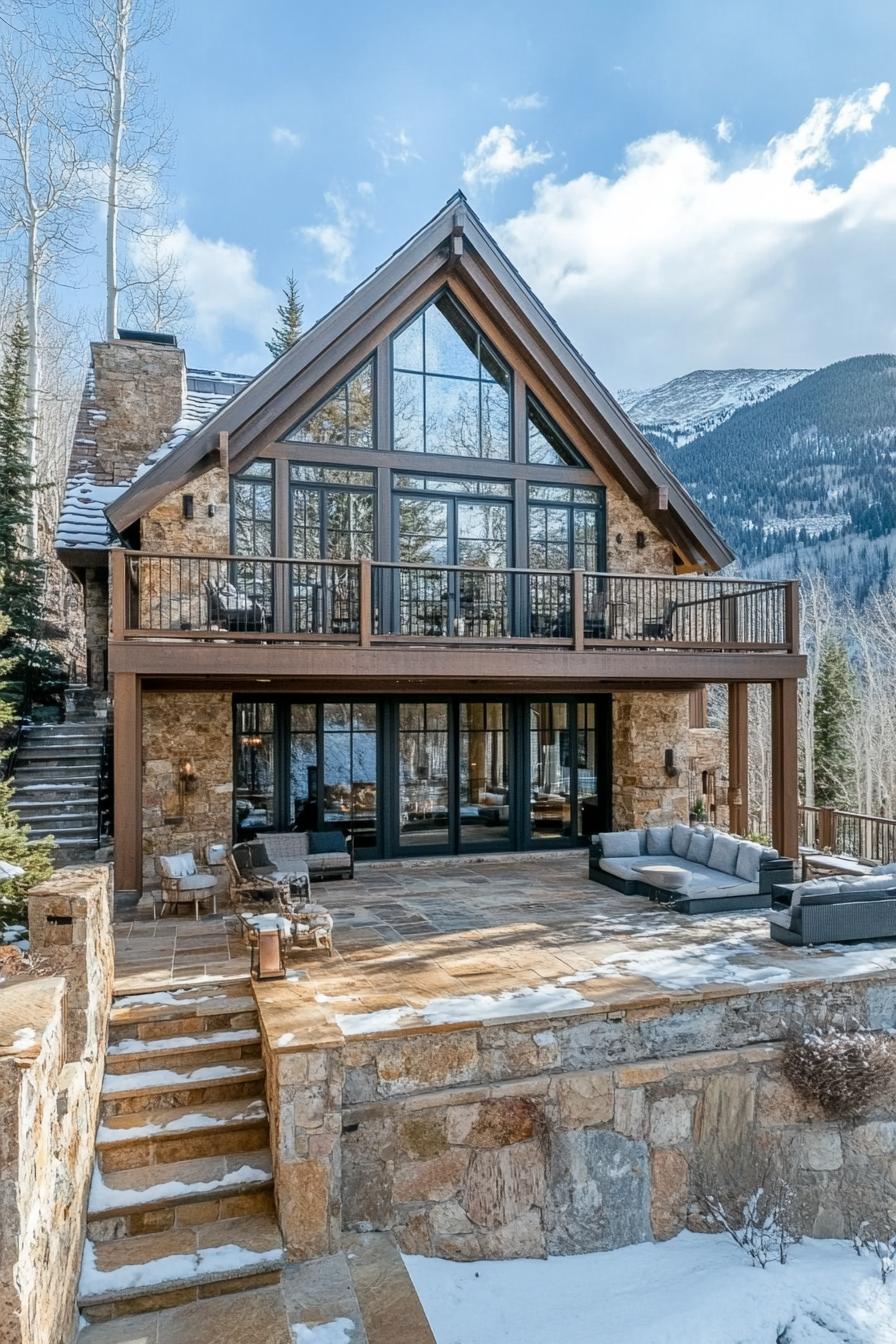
[505,92,547,111]
[301,187,372,283]
[462,124,552,187]
[370,127,419,170]
[715,116,733,144]
[271,126,302,150]
[494,83,896,388]
[152,222,275,355]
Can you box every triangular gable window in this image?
[392,292,510,459]
[527,395,585,467]
[284,360,373,447]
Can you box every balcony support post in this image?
[771,677,799,859]
[110,547,126,636]
[572,568,585,651]
[359,557,372,648]
[727,681,749,835]
[113,671,142,898]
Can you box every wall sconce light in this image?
[241,734,263,749]
[664,748,680,780]
[615,533,623,545]
[182,494,194,519]
[636,530,647,550]
[179,758,198,793]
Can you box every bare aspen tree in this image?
[68,0,174,339]
[119,227,189,333]
[0,37,85,552]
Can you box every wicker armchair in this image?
[155,851,218,920]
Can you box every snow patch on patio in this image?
[405,1231,896,1344]
[291,1321,355,1343]
[335,984,590,1036]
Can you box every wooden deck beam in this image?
[771,677,799,860]
[728,681,749,835]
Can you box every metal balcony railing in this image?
[111,550,800,654]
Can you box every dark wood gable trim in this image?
[107,193,733,571]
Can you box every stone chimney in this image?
[91,334,186,485]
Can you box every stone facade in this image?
[0,866,114,1344]
[92,339,185,485]
[141,690,233,882]
[605,477,676,575]
[139,467,231,632]
[84,567,109,692]
[255,973,896,1263]
[612,690,691,828]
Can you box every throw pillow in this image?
[687,831,713,866]
[599,830,642,858]
[735,841,764,884]
[708,834,741,875]
[308,831,347,855]
[248,841,273,868]
[646,825,673,855]
[671,824,693,858]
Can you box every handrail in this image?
[800,803,896,865]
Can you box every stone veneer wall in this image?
[142,690,233,882]
[612,690,691,828]
[605,478,676,575]
[256,974,896,1263]
[0,866,114,1344]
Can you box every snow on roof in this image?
[55,366,252,552]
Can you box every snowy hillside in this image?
[619,368,813,449]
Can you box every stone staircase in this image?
[78,983,285,1324]
[10,713,107,864]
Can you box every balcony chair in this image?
[155,851,218,920]
[203,579,268,632]
[642,599,678,640]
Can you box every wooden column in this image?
[113,672,143,897]
[727,681,749,835]
[771,678,799,859]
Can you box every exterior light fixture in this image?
[179,759,198,793]
[664,748,680,780]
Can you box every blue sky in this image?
[142,0,896,389]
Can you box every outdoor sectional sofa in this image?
[239,830,354,882]
[769,866,896,945]
[589,822,794,914]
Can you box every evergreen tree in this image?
[266,273,304,358]
[813,636,856,809]
[0,614,53,925]
[0,316,64,715]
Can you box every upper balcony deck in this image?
[108,550,803,686]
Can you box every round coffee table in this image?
[639,864,691,893]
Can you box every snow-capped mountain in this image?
[618,368,813,449]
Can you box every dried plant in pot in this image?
[783,1024,894,1119]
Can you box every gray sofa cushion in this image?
[687,832,713,865]
[309,851,352,871]
[768,909,793,930]
[790,877,840,909]
[872,861,896,875]
[600,830,642,858]
[598,857,643,881]
[646,826,673,855]
[836,874,895,894]
[735,841,764,883]
[708,834,740,875]
[671,824,693,858]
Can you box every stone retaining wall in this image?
[0,866,114,1344]
[256,973,896,1264]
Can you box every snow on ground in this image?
[291,1321,355,1343]
[405,1232,896,1344]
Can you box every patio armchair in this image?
[226,848,282,905]
[203,579,268,632]
[155,851,218,919]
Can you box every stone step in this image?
[95,1096,269,1172]
[29,821,97,840]
[109,985,256,1040]
[104,1028,262,1076]
[11,798,96,816]
[100,1060,267,1117]
[25,722,106,735]
[86,1148,274,1228]
[78,1213,285,1322]
[18,747,103,762]
[14,765,100,781]
[22,731,106,746]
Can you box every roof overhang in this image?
[106,193,734,571]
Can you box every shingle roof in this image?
[55,365,252,554]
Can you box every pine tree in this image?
[813,636,856,809]
[0,316,64,715]
[266,273,304,358]
[0,614,53,925]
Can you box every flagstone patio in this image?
[113,852,896,1025]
